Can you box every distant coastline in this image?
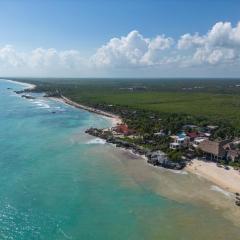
[2,77,121,126]
[3,79,36,90]
[8,79,240,198]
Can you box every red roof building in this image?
[116,124,134,136]
[187,132,199,141]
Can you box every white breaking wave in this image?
[86,138,106,145]
[210,185,232,197]
[59,228,72,239]
[54,106,65,112]
[168,169,188,175]
[32,100,51,109]
[31,99,66,111]
[57,224,72,240]
[2,79,35,89]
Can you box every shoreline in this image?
[7,79,240,196]
[2,78,119,127]
[60,93,240,195]
[51,96,122,127]
[186,159,240,193]
[2,79,240,236]
[2,79,36,90]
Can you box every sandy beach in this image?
[186,159,240,193]
[56,96,122,126]
[4,79,36,90]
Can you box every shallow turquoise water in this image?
[0,79,240,240]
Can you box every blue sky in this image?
[0,0,239,77]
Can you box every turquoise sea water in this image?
[0,79,240,240]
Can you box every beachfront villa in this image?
[168,125,240,163]
[112,124,134,136]
[186,131,199,141]
[170,132,189,149]
[192,137,208,148]
[198,139,235,161]
[169,123,220,150]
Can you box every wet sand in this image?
[87,143,240,227]
[186,159,240,193]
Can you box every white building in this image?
[170,142,181,150]
[170,133,190,150]
[192,137,208,148]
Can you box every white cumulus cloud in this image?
[91,30,174,67]
[0,45,25,68]
[177,21,240,66]
[0,45,85,76]
[0,21,240,77]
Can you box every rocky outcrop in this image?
[14,90,25,94]
[13,89,35,99]
[21,95,36,99]
[85,128,186,170]
[85,128,149,155]
[157,159,185,170]
[235,193,240,207]
[147,150,185,170]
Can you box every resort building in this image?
[170,132,190,149]
[192,137,208,148]
[113,124,134,136]
[198,139,232,161]
[186,132,199,142]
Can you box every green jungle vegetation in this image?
[9,77,240,128]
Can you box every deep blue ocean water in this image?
[0,79,240,240]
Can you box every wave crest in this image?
[86,138,106,145]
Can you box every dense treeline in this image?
[8,77,240,138]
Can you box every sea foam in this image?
[86,138,106,144]
[32,100,51,109]
[210,185,232,197]
[168,169,188,175]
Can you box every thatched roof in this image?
[199,140,226,157]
